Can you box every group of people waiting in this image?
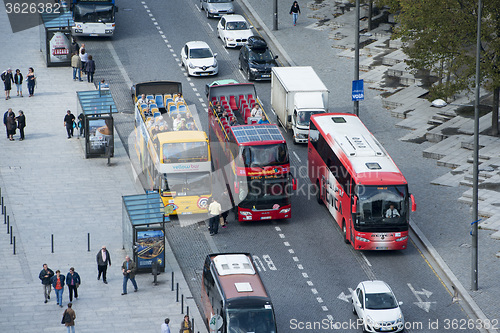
[2,67,36,99]
[3,108,26,141]
[71,42,96,83]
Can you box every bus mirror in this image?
[352,196,357,214]
[292,178,297,191]
[234,181,239,194]
[410,194,416,212]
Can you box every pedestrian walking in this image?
[39,263,54,303]
[289,1,301,26]
[70,39,79,54]
[79,47,88,75]
[71,52,82,81]
[96,245,111,284]
[3,109,9,138]
[179,315,192,333]
[13,69,23,97]
[77,113,85,136]
[16,110,25,141]
[85,55,95,83]
[6,108,16,141]
[66,267,81,302]
[161,318,171,333]
[208,197,222,235]
[51,270,66,307]
[64,110,76,139]
[26,67,36,97]
[2,68,14,100]
[121,255,138,295]
[62,302,76,333]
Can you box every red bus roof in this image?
[311,113,407,185]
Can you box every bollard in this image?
[7,216,9,233]
[187,306,189,317]
[176,283,179,302]
[13,236,16,255]
[192,319,195,333]
[181,294,184,314]
[171,272,174,291]
[87,233,90,252]
[3,207,6,224]
[10,226,13,244]
[51,234,54,253]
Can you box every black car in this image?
[238,36,278,81]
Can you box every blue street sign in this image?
[352,79,364,101]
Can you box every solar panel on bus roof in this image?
[232,125,284,143]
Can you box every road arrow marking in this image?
[407,283,436,313]
[337,288,354,303]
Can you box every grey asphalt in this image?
[0,10,202,333]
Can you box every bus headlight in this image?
[279,208,290,214]
[189,63,196,69]
[105,29,113,34]
[395,236,408,242]
[355,236,370,242]
[240,211,252,216]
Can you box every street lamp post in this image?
[354,0,360,116]
[273,0,278,31]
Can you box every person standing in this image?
[3,109,9,138]
[6,108,16,141]
[121,255,138,295]
[289,1,301,26]
[26,67,35,97]
[77,113,85,136]
[16,110,26,141]
[85,55,96,83]
[71,52,82,81]
[220,189,230,228]
[39,263,54,303]
[96,245,111,284]
[66,267,81,302]
[13,69,23,97]
[79,47,88,75]
[51,270,66,307]
[64,110,76,139]
[2,68,14,100]
[161,318,171,333]
[208,197,222,236]
[179,315,192,333]
[63,302,76,333]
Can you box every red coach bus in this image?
[208,83,295,221]
[308,113,416,250]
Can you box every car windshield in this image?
[226,308,277,333]
[249,49,274,63]
[227,21,248,30]
[189,48,213,59]
[162,172,211,196]
[239,144,288,168]
[163,142,209,163]
[73,4,114,23]
[296,110,324,127]
[365,292,398,310]
[355,185,408,228]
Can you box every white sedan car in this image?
[217,14,253,48]
[352,281,404,333]
[180,41,218,76]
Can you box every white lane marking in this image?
[284,242,290,246]
[297,264,303,270]
[293,151,302,163]
[201,103,207,108]
[189,82,195,87]
[151,17,156,21]
[195,92,201,97]
[292,256,299,262]
[322,306,328,312]
[288,249,294,254]
[307,281,313,286]
[302,272,308,278]
[198,98,204,103]
[317,297,323,303]
[278,234,285,238]
[360,252,372,267]
[311,288,318,294]
[337,288,354,303]
[275,226,281,231]
[193,88,198,92]
[159,31,163,34]
[327,314,334,321]
[207,23,214,32]
[161,35,166,39]
[407,283,435,313]
[262,254,277,270]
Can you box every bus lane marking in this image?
[252,255,266,272]
[293,151,301,163]
[262,255,277,270]
[360,252,372,267]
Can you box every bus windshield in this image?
[226,308,277,333]
[239,177,291,209]
[239,144,288,168]
[163,142,209,163]
[73,4,114,23]
[355,185,408,228]
[163,172,211,196]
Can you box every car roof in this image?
[221,14,247,23]
[361,280,392,294]
[185,41,210,49]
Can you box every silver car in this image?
[200,0,234,18]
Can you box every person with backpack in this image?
[61,302,76,332]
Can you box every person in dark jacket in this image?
[13,69,23,97]
[77,113,85,136]
[39,264,55,303]
[2,68,14,100]
[16,110,25,140]
[289,1,301,26]
[26,67,35,97]
[6,108,16,141]
[3,109,9,138]
[96,245,111,284]
[64,110,76,139]
[51,270,66,307]
[66,267,81,302]
[85,55,96,83]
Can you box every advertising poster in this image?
[136,229,165,269]
[87,118,113,155]
[49,31,70,63]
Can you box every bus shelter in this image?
[122,193,168,273]
[39,12,74,67]
[77,90,118,158]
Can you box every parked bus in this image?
[207,83,295,221]
[308,113,416,250]
[201,253,278,333]
[133,81,211,215]
[71,0,117,36]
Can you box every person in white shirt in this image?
[251,104,262,117]
[161,318,171,333]
[172,114,183,131]
[137,94,148,105]
[385,204,400,218]
[208,197,222,235]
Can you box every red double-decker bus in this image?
[308,113,416,250]
[208,82,295,221]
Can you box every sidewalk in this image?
[0,11,202,333]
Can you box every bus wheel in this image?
[342,221,350,244]
[315,181,322,205]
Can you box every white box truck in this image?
[271,66,329,143]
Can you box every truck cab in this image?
[290,92,326,143]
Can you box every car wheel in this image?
[352,303,357,315]
[246,68,253,81]
[200,2,203,10]
[342,221,350,244]
[316,181,322,205]
[224,38,229,48]
[206,9,210,18]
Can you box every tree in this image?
[392,0,500,135]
